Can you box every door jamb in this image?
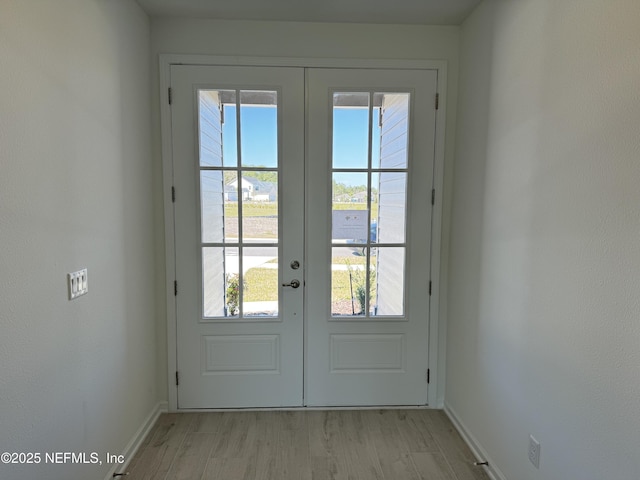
[159,54,448,411]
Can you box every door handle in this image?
[282,279,301,289]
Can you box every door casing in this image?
[159,55,449,410]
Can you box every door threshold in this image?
[174,404,431,412]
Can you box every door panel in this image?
[306,68,437,406]
[172,65,305,408]
[171,65,436,408]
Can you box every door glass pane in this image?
[198,87,281,319]
[199,90,238,167]
[203,246,239,318]
[372,104,381,169]
[221,92,238,167]
[222,171,238,243]
[371,247,405,316]
[200,170,225,243]
[370,172,379,243]
[331,246,366,317]
[243,247,278,317]
[332,92,369,169]
[329,90,410,319]
[198,90,224,167]
[332,172,368,244]
[373,172,407,244]
[368,250,378,315]
[241,171,278,242]
[373,93,410,169]
[240,91,278,168]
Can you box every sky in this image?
[221,103,380,187]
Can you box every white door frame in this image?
[159,54,448,411]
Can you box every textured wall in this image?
[447,1,640,478]
[0,1,156,479]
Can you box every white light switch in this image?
[68,268,88,300]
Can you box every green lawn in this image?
[333,202,379,219]
[331,270,355,301]
[243,268,359,302]
[244,268,278,301]
[225,202,277,218]
[225,201,378,219]
[242,257,373,304]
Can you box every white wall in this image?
[150,18,460,403]
[447,1,640,479]
[0,1,157,479]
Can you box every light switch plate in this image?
[68,268,88,300]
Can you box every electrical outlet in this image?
[68,268,88,300]
[528,434,540,469]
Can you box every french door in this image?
[170,65,437,408]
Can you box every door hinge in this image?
[427,369,430,384]
[429,281,432,296]
[175,371,179,386]
[171,186,176,203]
[435,93,439,110]
[168,87,172,105]
[174,280,178,296]
[431,188,435,206]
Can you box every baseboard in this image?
[444,403,507,480]
[103,401,168,480]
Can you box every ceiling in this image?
[136,0,482,25]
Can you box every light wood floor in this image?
[125,409,490,480]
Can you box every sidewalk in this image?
[227,256,365,273]
[243,301,278,315]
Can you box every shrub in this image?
[225,273,246,316]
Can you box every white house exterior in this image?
[226,176,277,202]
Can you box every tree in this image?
[223,169,277,185]
[332,180,377,200]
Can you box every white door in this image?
[171,65,437,408]
[306,68,437,406]
[171,65,305,408]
